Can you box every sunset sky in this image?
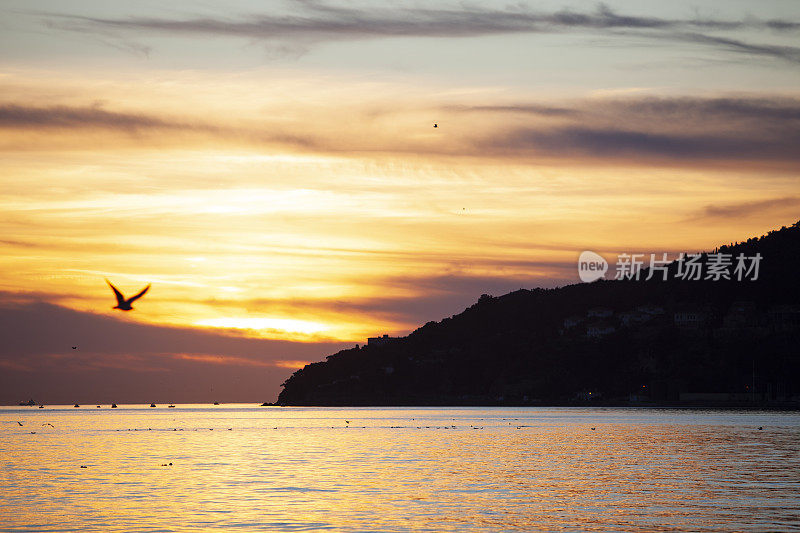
[1,0,799,403]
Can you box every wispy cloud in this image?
[445,104,577,117]
[205,271,571,329]
[699,197,800,219]
[0,104,180,130]
[39,2,800,64]
[2,95,799,168]
[171,353,276,368]
[664,31,800,64]
[485,126,800,163]
[469,95,800,166]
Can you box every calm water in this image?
[1,406,798,532]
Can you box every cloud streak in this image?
[41,2,800,64]
[0,104,179,131]
[700,197,800,219]
[487,126,800,163]
[2,94,799,169]
[457,96,800,167]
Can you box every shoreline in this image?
[6,402,799,411]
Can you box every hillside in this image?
[277,222,800,406]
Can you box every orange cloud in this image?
[273,360,312,369]
[171,353,276,368]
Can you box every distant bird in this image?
[17,421,23,426]
[43,423,54,427]
[758,426,763,430]
[72,346,77,350]
[591,427,596,431]
[433,123,438,128]
[106,279,150,311]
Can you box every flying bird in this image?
[106,279,150,311]
[433,123,438,128]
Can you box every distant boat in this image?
[96,405,101,408]
[111,403,118,408]
[18,399,36,406]
[149,403,156,408]
[213,401,220,405]
[168,405,176,408]
[38,405,44,408]
[73,404,80,408]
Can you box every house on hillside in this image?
[723,301,761,329]
[618,310,650,327]
[637,304,665,316]
[367,334,397,346]
[769,305,800,330]
[673,308,707,328]
[586,319,615,338]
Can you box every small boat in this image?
[38,405,44,408]
[18,399,36,406]
[111,403,118,408]
[213,401,220,405]
[168,405,176,408]
[73,404,80,408]
[149,403,156,408]
[96,405,101,408]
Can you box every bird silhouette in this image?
[106,279,150,311]
[433,123,438,128]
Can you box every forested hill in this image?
[277,221,800,406]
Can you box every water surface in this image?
[1,406,798,531]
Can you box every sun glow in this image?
[196,317,330,335]
[1,69,797,349]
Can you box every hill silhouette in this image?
[278,222,800,406]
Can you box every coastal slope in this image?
[278,222,800,406]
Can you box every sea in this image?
[1,406,798,532]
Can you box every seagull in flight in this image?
[106,279,150,311]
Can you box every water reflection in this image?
[1,407,798,532]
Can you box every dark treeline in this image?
[278,221,800,406]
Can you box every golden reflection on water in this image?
[1,407,799,532]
